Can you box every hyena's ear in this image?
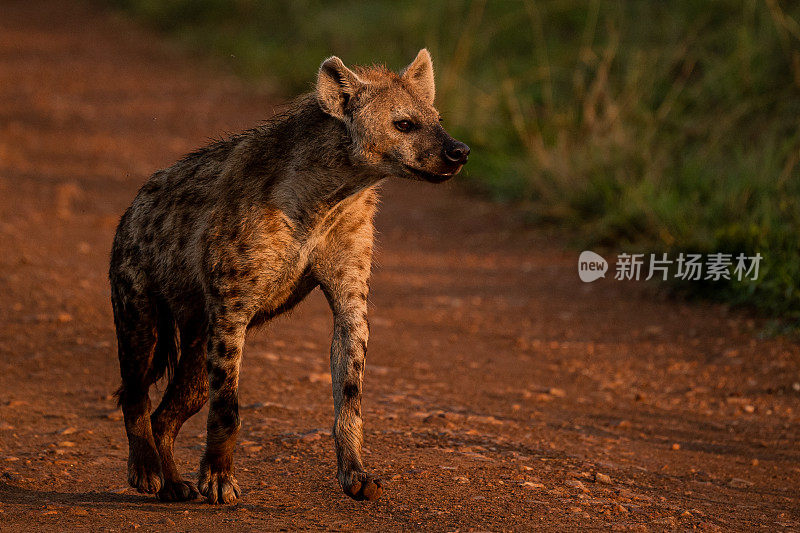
[401,48,435,105]
[317,56,364,120]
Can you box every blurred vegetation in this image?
[111,0,800,322]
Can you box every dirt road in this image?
[0,1,798,531]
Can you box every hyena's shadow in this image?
[0,480,262,514]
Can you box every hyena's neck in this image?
[256,95,384,228]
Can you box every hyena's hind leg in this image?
[151,321,209,502]
[197,314,247,505]
[111,282,164,494]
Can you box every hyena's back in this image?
[110,97,335,326]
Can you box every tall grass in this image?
[111,0,800,321]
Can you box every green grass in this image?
[110,0,800,322]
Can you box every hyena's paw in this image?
[198,465,240,504]
[157,479,200,502]
[127,446,163,494]
[340,471,383,501]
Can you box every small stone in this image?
[58,441,76,448]
[453,476,469,484]
[595,472,612,484]
[742,405,755,414]
[728,478,753,488]
[671,443,681,451]
[56,313,73,323]
[298,431,321,443]
[565,479,588,492]
[0,422,14,430]
[60,427,77,435]
[548,388,566,398]
[751,459,759,466]
[522,481,545,489]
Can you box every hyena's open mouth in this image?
[403,164,462,183]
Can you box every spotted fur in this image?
[109,49,469,504]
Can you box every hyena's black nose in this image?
[443,140,470,165]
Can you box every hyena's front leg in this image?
[198,315,245,504]
[316,248,382,501]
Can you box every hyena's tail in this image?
[151,302,180,386]
[113,301,180,407]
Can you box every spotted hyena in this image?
[109,49,469,504]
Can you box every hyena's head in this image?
[316,49,469,183]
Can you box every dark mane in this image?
[174,93,323,166]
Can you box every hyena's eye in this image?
[393,120,415,132]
